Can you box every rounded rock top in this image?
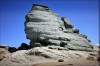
[32,4,49,8]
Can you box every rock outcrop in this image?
[0,46,96,66]
[18,43,30,50]
[8,47,17,53]
[25,4,93,51]
[0,45,11,61]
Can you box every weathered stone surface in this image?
[31,60,99,66]
[0,45,9,50]
[0,47,94,66]
[24,4,93,51]
[48,45,69,50]
[30,42,41,48]
[0,46,11,61]
[61,17,73,29]
[78,34,87,39]
[86,56,95,61]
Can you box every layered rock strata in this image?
[25,4,93,51]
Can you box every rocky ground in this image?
[32,60,99,66]
[0,45,99,66]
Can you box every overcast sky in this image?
[0,0,99,47]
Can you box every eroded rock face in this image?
[0,46,99,66]
[0,47,92,66]
[24,4,93,51]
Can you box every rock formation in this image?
[0,46,98,66]
[25,4,93,51]
[8,47,17,53]
[0,4,99,66]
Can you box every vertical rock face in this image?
[25,4,93,51]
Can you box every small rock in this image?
[68,64,73,65]
[86,56,95,61]
[58,59,64,62]
[8,47,17,53]
[58,48,63,50]
[73,29,79,34]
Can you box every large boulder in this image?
[8,47,17,53]
[18,43,30,50]
[24,4,93,51]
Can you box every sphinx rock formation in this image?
[25,4,93,51]
[0,4,99,66]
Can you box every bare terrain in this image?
[32,59,99,66]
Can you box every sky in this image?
[0,0,99,47]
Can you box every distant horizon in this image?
[0,0,99,47]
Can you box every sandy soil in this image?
[32,59,99,66]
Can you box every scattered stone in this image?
[58,59,64,62]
